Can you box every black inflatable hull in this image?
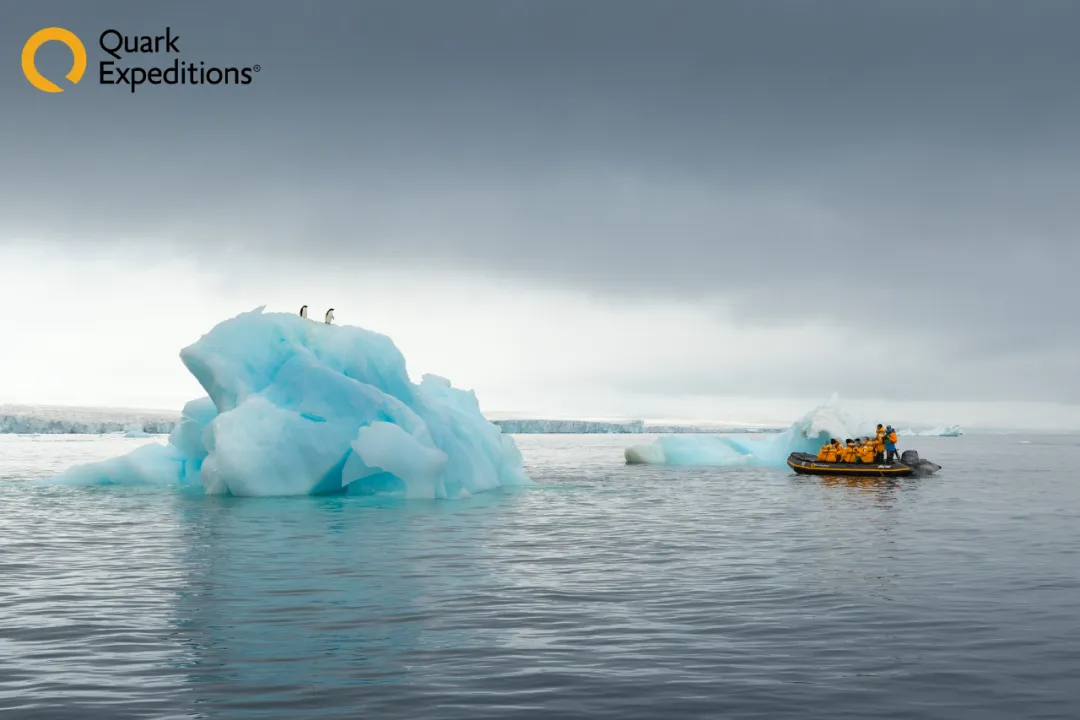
[788,449,941,477]
[787,452,914,477]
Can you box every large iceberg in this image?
[624,396,876,467]
[47,307,531,499]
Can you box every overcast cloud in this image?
[1,1,1077,424]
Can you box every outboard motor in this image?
[900,449,941,476]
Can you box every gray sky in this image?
[1,1,1077,428]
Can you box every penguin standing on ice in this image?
[299,304,308,318]
[325,308,334,324]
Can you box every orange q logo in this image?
[22,27,87,92]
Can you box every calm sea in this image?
[1,432,1078,719]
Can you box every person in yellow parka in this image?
[856,439,876,464]
[874,425,887,462]
[840,439,857,463]
[816,439,841,462]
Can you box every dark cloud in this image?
[1,1,1076,403]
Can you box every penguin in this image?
[324,308,334,324]
[299,304,308,319]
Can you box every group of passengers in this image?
[816,425,899,464]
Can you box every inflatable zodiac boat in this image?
[787,449,941,478]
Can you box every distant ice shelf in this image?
[0,405,178,435]
[491,419,782,434]
[2,407,781,436]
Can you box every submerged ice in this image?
[48,307,531,498]
[624,396,877,467]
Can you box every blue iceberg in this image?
[48,307,531,498]
[623,396,872,467]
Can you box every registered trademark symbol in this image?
[253,64,261,72]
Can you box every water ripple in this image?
[1,433,1078,719]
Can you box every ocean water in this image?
[1,432,1078,719]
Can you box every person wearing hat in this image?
[874,424,887,462]
[816,439,840,463]
[884,425,899,462]
[856,438,876,464]
[840,439,857,463]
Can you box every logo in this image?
[21,26,260,94]
[22,27,87,93]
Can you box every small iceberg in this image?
[48,307,531,499]
[922,425,964,437]
[897,425,964,438]
[122,423,153,438]
[624,396,869,468]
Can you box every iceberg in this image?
[47,307,531,499]
[921,425,964,437]
[897,425,964,437]
[624,396,873,467]
[123,422,154,438]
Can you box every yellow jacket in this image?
[840,444,856,463]
[856,443,875,463]
[817,444,831,461]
